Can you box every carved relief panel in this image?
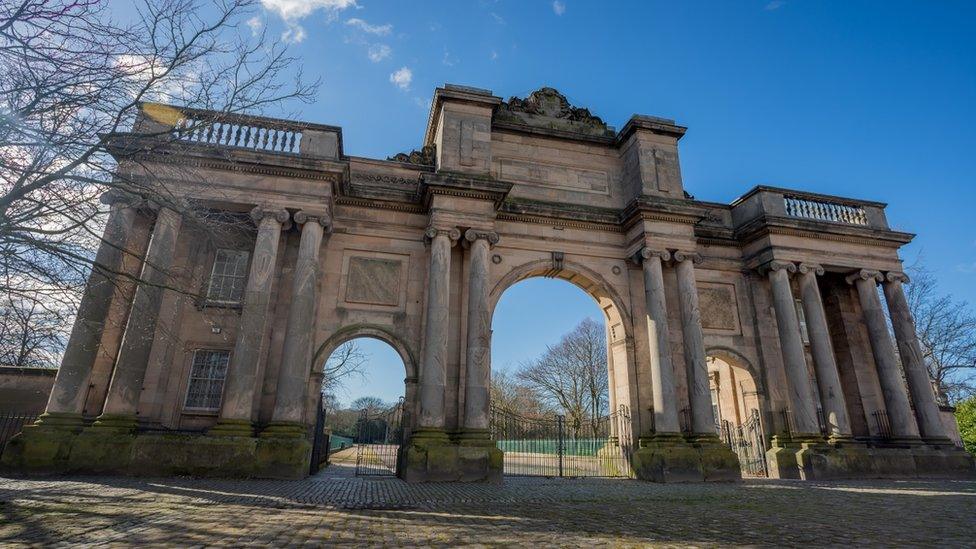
[698,282,741,334]
[338,251,409,311]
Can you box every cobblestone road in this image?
[2,458,974,547]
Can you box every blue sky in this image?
[114,1,976,404]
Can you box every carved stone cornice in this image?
[334,195,425,214]
[734,216,914,249]
[424,226,461,245]
[846,269,884,285]
[250,206,290,225]
[885,271,910,284]
[421,172,513,208]
[797,263,825,276]
[463,229,500,248]
[293,211,332,232]
[759,260,797,276]
[672,251,703,265]
[387,145,436,166]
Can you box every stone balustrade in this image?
[783,195,868,225]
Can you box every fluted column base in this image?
[207,418,255,437]
[259,421,308,439]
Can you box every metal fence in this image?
[490,404,634,478]
[0,412,38,455]
[355,397,404,477]
[721,410,768,477]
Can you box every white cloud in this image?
[764,0,785,10]
[246,16,263,36]
[368,44,392,62]
[442,50,458,67]
[346,17,393,36]
[491,12,505,24]
[260,0,357,21]
[957,262,976,274]
[490,50,498,61]
[389,67,413,90]
[260,0,357,43]
[552,1,566,15]
[282,25,306,43]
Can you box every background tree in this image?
[490,368,555,418]
[0,0,314,364]
[320,341,368,399]
[905,261,976,403]
[515,318,608,429]
[954,397,976,455]
[0,290,74,367]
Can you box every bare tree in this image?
[350,396,387,414]
[516,318,609,429]
[904,261,976,403]
[0,290,74,367]
[320,340,368,398]
[490,367,555,418]
[0,0,315,352]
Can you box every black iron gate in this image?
[309,395,329,475]
[721,409,768,477]
[355,397,404,476]
[490,404,634,478]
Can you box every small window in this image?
[184,349,230,411]
[795,299,810,345]
[207,249,249,304]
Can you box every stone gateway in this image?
[3,85,973,482]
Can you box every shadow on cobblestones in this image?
[2,470,975,546]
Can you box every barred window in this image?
[184,350,229,410]
[207,249,249,304]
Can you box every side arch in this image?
[705,346,766,396]
[311,323,418,382]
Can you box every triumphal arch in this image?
[4,85,973,482]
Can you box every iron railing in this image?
[355,397,404,477]
[784,195,868,226]
[490,404,634,478]
[0,412,38,455]
[720,409,768,477]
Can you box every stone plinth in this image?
[632,435,741,483]
[767,439,976,480]
[398,430,502,483]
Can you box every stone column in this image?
[882,272,946,440]
[210,206,289,437]
[38,193,141,429]
[639,248,680,435]
[461,229,498,439]
[95,205,183,431]
[847,269,920,440]
[797,263,852,439]
[416,226,460,438]
[264,212,330,436]
[766,260,820,437]
[673,251,715,437]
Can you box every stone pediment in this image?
[494,87,615,138]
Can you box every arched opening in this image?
[312,330,412,477]
[706,349,767,477]
[487,261,636,478]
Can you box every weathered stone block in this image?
[0,425,78,474]
[632,439,704,483]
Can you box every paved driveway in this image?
[1,462,974,547]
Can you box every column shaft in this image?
[641,250,680,434]
[462,231,495,432]
[100,206,182,419]
[215,207,288,431]
[270,214,326,428]
[882,274,945,439]
[851,271,920,439]
[45,197,138,419]
[797,265,852,438]
[674,253,715,435]
[418,228,457,431]
[767,263,820,436]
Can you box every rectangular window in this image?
[207,249,249,304]
[184,349,230,411]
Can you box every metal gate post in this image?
[557,414,565,478]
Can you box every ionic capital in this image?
[797,263,825,276]
[463,229,500,247]
[425,226,461,245]
[100,190,143,209]
[845,269,884,285]
[293,211,333,232]
[250,206,290,225]
[885,271,910,284]
[672,251,702,264]
[636,248,671,264]
[760,260,797,276]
